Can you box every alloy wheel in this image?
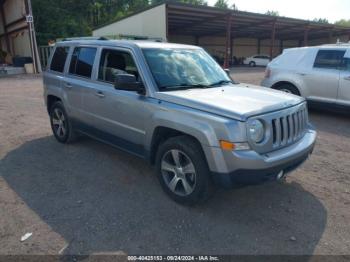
[161,149,197,196]
[52,108,67,138]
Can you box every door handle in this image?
[95,91,105,98]
[344,76,350,81]
[64,82,72,89]
[297,72,307,76]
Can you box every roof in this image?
[165,2,350,40]
[94,2,350,41]
[56,39,200,49]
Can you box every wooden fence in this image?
[38,46,54,69]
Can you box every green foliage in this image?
[214,0,228,9]
[335,19,350,27]
[313,18,329,24]
[32,0,209,45]
[265,10,279,16]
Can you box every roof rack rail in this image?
[62,36,109,41]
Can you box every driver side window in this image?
[98,49,139,84]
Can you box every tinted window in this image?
[50,47,69,72]
[314,50,345,69]
[69,47,97,78]
[98,49,139,83]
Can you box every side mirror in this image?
[114,74,145,95]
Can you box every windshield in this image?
[142,48,233,91]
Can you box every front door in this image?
[81,47,147,156]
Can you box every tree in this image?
[335,19,350,27]
[214,0,228,9]
[265,10,279,16]
[313,18,329,24]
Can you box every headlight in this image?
[248,119,265,143]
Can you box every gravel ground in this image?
[0,70,349,257]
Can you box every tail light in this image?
[265,67,271,78]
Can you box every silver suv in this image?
[43,39,316,205]
[261,44,350,111]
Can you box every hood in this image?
[154,83,304,121]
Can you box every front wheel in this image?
[49,101,77,143]
[155,136,213,205]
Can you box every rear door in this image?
[64,46,98,122]
[338,54,350,107]
[302,49,345,103]
[44,45,70,108]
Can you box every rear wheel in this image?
[50,101,77,143]
[275,83,300,96]
[155,136,213,205]
[249,61,256,67]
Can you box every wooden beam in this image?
[304,26,309,46]
[0,1,11,53]
[5,17,26,29]
[171,11,230,34]
[270,20,276,59]
[224,15,232,68]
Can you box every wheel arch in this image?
[271,81,302,95]
[149,126,206,165]
[46,95,62,114]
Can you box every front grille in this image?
[247,102,309,154]
[271,106,308,148]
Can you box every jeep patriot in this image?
[43,39,316,205]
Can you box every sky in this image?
[206,0,350,23]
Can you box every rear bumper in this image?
[209,129,316,188]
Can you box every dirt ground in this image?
[0,69,350,257]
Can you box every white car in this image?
[261,44,350,110]
[244,54,271,67]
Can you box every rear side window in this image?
[69,47,97,78]
[314,50,345,69]
[50,47,69,73]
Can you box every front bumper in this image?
[207,129,316,188]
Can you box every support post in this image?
[328,30,333,43]
[279,40,284,54]
[269,20,276,60]
[224,15,231,68]
[194,36,199,46]
[303,26,309,46]
[230,37,233,63]
[0,2,11,54]
[257,39,261,54]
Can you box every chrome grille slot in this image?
[271,105,307,149]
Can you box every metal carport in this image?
[165,2,350,67]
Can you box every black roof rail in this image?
[62,36,109,41]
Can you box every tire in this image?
[275,83,300,96]
[49,101,77,143]
[249,61,256,67]
[155,136,213,205]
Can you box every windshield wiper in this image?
[160,83,212,90]
[209,80,233,86]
